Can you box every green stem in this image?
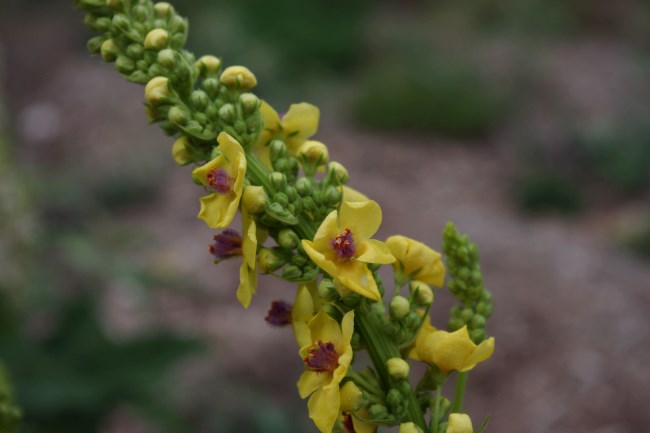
[355,301,426,430]
[451,371,468,413]
[431,385,442,433]
[347,371,384,399]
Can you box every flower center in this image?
[209,229,242,260]
[331,228,355,260]
[342,413,356,433]
[265,300,292,327]
[304,341,339,373]
[206,168,233,193]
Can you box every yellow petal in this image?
[339,201,382,241]
[336,262,381,302]
[282,102,320,140]
[297,370,329,399]
[192,154,226,187]
[259,100,281,145]
[308,310,343,350]
[341,185,369,202]
[425,327,476,373]
[386,235,445,287]
[242,211,257,268]
[236,261,256,308]
[459,337,495,373]
[308,384,340,433]
[293,285,315,349]
[331,345,352,385]
[339,381,363,412]
[303,239,339,277]
[198,193,238,228]
[340,310,355,348]
[356,239,395,265]
[352,408,377,433]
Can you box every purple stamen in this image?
[209,229,242,260]
[331,228,355,260]
[342,413,356,433]
[265,301,292,327]
[304,341,339,373]
[206,168,233,193]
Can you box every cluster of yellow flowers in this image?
[76,1,496,432]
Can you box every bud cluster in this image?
[442,222,493,343]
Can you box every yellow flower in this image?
[292,283,321,349]
[446,413,473,433]
[192,132,246,228]
[258,101,319,154]
[386,235,445,287]
[220,65,257,89]
[412,326,494,374]
[298,310,355,433]
[236,210,258,308]
[302,201,395,302]
[340,185,369,202]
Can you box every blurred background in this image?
[1,0,649,432]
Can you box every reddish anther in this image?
[304,341,339,373]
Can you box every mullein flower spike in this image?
[75,1,497,432]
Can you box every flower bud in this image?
[106,0,122,9]
[410,280,434,306]
[328,161,349,183]
[111,13,130,32]
[282,265,302,280]
[242,186,267,214]
[171,136,192,166]
[239,93,259,114]
[278,229,299,249]
[94,17,111,32]
[219,103,235,123]
[144,76,170,105]
[368,404,389,421]
[195,55,222,76]
[87,36,104,55]
[100,39,119,62]
[399,422,423,433]
[390,296,410,319]
[324,186,342,206]
[220,65,257,89]
[269,172,287,191]
[153,1,173,17]
[446,413,473,433]
[470,314,486,329]
[340,381,363,412]
[189,90,208,111]
[168,106,189,125]
[144,29,169,50]
[295,177,313,196]
[168,15,187,34]
[115,56,135,74]
[201,77,220,96]
[258,248,285,273]
[269,139,287,161]
[298,140,329,165]
[157,48,176,68]
[318,279,339,302]
[386,388,403,409]
[126,43,144,59]
[387,358,410,380]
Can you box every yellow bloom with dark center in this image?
[192,132,246,229]
[302,201,395,302]
[236,210,258,308]
[298,310,355,433]
[411,325,494,374]
[386,235,445,287]
[258,101,320,154]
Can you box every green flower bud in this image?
[290,255,307,267]
[269,139,287,161]
[470,314,486,329]
[144,76,170,105]
[460,308,473,322]
[188,90,208,111]
[115,56,135,74]
[410,280,434,306]
[195,55,222,76]
[219,103,235,123]
[220,65,257,90]
[87,36,104,54]
[282,265,302,279]
[168,106,189,125]
[153,1,174,17]
[239,93,259,114]
[295,177,313,196]
[168,15,187,34]
[242,186,267,214]
[387,358,410,380]
[448,317,464,331]
[171,136,192,166]
[387,388,403,409]
[100,39,119,62]
[370,301,386,316]
[156,48,176,68]
[94,17,111,32]
[298,140,329,166]
[258,248,285,273]
[144,29,169,50]
[269,172,287,191]
[111,14,130,33]
[368,404,389,421]
[285,186,298,202]
[106,0,122,10]
[126,43,144,59]
[470,328,487,343]
[132,5,148,21]
[340,381,364,412]
[328,161,349,183]
[234,119,247,135]
[404,311,421,329]
[278,229,299,249]
[201,77,220,96]
[390,296,410,319]
[318,279,339,302]
[323,186,342,206]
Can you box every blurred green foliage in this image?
[624,219,650,259]
[0,363,21,433]
[351,57,509,137]
[511,169,584,214]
